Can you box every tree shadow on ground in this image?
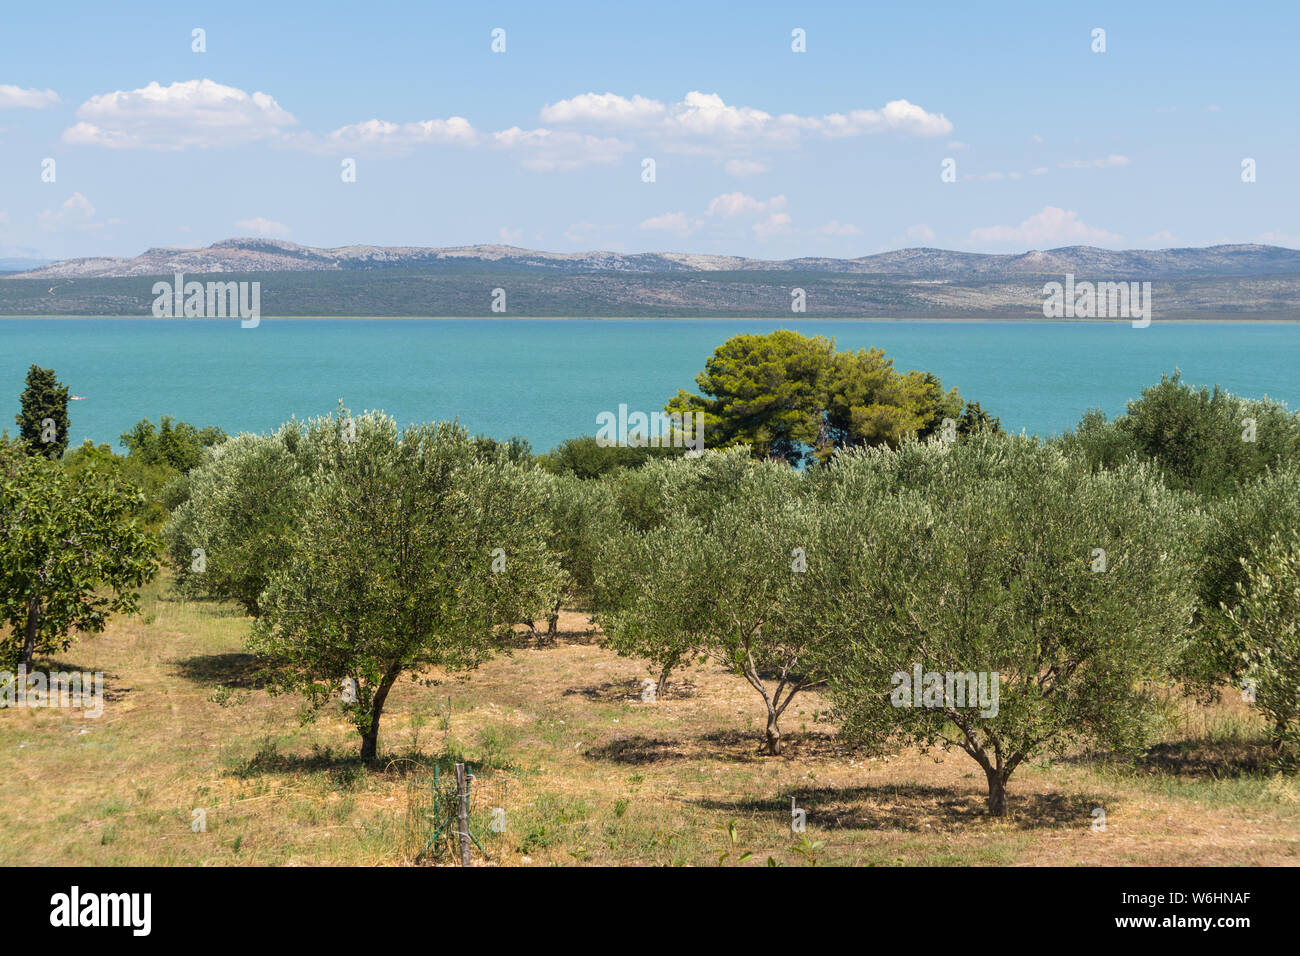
[508,623,599,649]
[563,678,645,704]
[14,659,132,706]
[225,740,474,782]
[657,680,698,699]
[584,734,691,764]
[584,727,851,765]
[694,783,1101,831]
[698,727,856,759]
[1068,735,1278,779]
[172,652,267,690]
[563,677,699,704]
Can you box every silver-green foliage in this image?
[247,410,561,762]
[810,433,1199,814]
[597,448,820,753]
[1227,535,1300,757]
[163,427,310,615]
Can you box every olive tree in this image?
[1226,535,1300,756]
[597,454,820,753]
[1059,373,1300,499]
[163,427,310,615]
[596,447,779,696]
[537,473,621,637]
[601,444,758,533]
[1187,464,1300,695]
[248,411,561,763]
[813,434,1198,815]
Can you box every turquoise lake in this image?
[2,319,1297,452]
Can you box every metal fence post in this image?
[455,762,472,866]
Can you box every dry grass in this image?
[1,578,1297,866]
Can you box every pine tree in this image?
[16,365,71,459]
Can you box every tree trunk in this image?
[985,766,1009,816]
[358,663,403,765]
[764,709,783,756]
[546,600,560,639]
[359,729,380,764]
[21,595,38,669]
[1270,720,1287,753]
[656,662,673,699]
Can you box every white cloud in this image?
[40,192,98,232]
[51,81,950,181]
[1146,230,1178,244]
[540,92,665,126]
[64,193,95,215]
[706,192,786,218]
[499,226,523,243]
[817,220,862,236]
[0,85,60,109]
[969,206,1121,245]
[807,99,952,138]
[667,91,774,138]
[324,117,477,152]
[946,140,969,150]
[1030,167,1048,176]
[63,79,296,149]
[542,91,951,147]
[492,127,630,171]
[905,224,937,242]
[724,158,768,177]
[321,116,620,170]
[643,193,793,240]
[639,212,700,237]
[1058,154,1129,169]
[234,217,289,237]
[0,210,9,224]
[753,213,792,238]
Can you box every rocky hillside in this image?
[12,238,1300,281]
[3,239,1299,318]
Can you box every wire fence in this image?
[404,763,508,865]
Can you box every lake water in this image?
[2,319,1298,452]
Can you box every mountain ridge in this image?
[11,238,1300,281]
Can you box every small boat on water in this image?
[70,395,88,401]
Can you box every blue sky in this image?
[1,0,1296,261]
